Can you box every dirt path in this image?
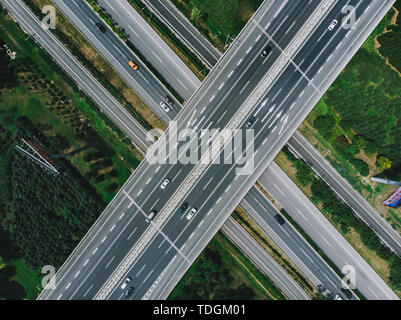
[374,6,401,77]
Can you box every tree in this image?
[351,158,370,177]
[0,51,17,90]
[0,257,6,270]
[314,115,335,139]
[190,7,203,23]
[353,135,368,150]
[376,156,392,171]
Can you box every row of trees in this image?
[9,118,105,269]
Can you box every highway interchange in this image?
[3,0,397,300]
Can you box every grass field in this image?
[171,0,263,51]
[169,231,285,300]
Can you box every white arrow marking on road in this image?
[260,104,276,122]
[279,115,289,136]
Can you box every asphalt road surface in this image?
[52,0,187,122]
[259,162,398,300]
[142,0,221,68]
[0,0,152,153]
[242,186,359,300]
[36,0,396,300]
[287,131,401,257]
[95,0,201,98]
[222,217,310,300]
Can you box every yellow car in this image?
[128,60,139,71]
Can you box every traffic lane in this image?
[257,0,322,50]
[108,231,182,300]
[67,204,153,300]
[148,64,304,249]
[288,132,401,256]
[53,0,180,121]
[53,202,150,300]
[293,0,368,77]
[97,0,201,99]
[292,0,359,66]
[222,217,310,300]
[303,0,372,79]
[243,187,358,300]
[309,0,383,86]
[261,164,398,300]
[143,0,221,67]
[123,1,323,215]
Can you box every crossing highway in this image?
[221,217,310,300]
[94,0,201,97]
[52,0,194,122]
[259,162,398,300]
[34,0,396,300]
[241,186,359,300]
[141,0,401,262]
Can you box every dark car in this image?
[274,214,285,225]
[245,116,256,128]
[124,287,135,299]
[341,288,353,299]
[164,96,174,106]
[178,201,189,214]
[95,22,106,33]
[317,284,326,293]
[261,46,272,57]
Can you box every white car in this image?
[160,178,170,189]
[160,101,170,113]
[328,19,338,31]
[186,207,197,220]
[121,277,131,290]
[334,294,343,300]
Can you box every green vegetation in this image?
[0,11,142,299]
[11,118,105,269]
[22,0,155,131]
[299,5,401,233]
[169,232,285,300]
[281,148,401,294]
[171,0,263,50]
[378,1,401,73]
